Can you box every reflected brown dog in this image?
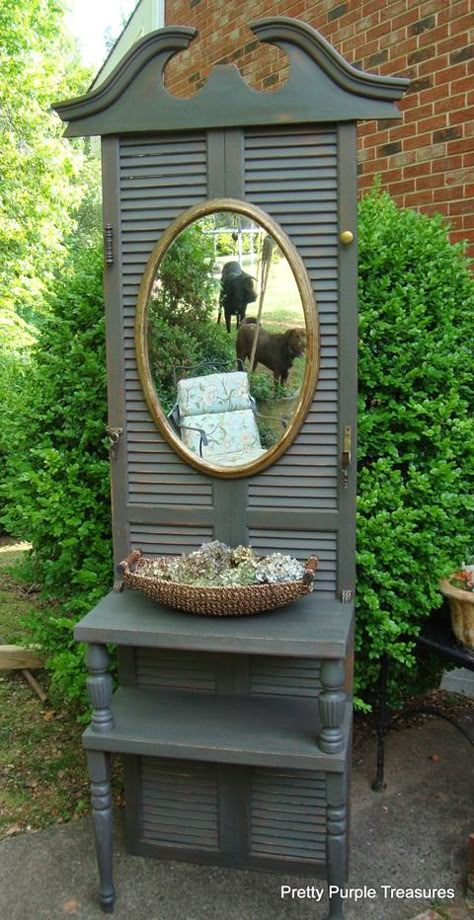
[236,319,306,386]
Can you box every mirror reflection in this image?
[143,208,311,471]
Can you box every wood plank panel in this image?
[119,132,212,520]
[244,126,339,522]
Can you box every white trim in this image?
[91,0,165,90]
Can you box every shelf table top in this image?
[75,589,354,658]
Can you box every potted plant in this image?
[439,560,474,649]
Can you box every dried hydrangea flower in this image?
[138,542,306,587]
[230,545,258,567]
[255,553,306,584]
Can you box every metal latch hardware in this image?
[341,425,352,489]
[106,426,123,459]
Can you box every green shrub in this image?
[149,315,235,414]
[147,222,234,411]
[151,221,217,325]
[1,242,111,705]
[0,311,36,529]
[355,187,474,708]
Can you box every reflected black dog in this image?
[219,261,257,333]
[236,318,306,386]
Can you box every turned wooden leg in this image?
[325,773,348,920]
[85,644,115,912]
[319,659,345,754]
[87,749,115,914]
[86,644,114,733]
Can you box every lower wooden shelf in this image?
[83,686,352,771]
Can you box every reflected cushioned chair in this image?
[171,371,267,467]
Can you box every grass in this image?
[0,672,90,836]
[0,538,123,839]
[214,254,306,329]
[430,903,453,920]
[0,540,36,644]
[257,256,306,328]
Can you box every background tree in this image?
[0,0,91,323]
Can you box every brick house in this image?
[162,0,474,257]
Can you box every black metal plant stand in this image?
[373,610,474,792]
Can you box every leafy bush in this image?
[153,222,218,324]
[149,317,235,414]
[1,242,111,705]
[0,311,36,529]
[355,187,474,707]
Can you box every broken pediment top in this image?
[54,17,409,137]
[251,17,410,100]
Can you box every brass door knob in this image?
[340,230,354,245]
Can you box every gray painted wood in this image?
[82,685,352,771]
[102,138,130,566]
[134,648,218,692]
[54,20,409,137]
[125,755,336,874]
[249,768,326,860]
[122,646,321,700]
[250,656,321,698]
[244,126,339,542]
[54,15,410,906]
[119,131,212,525]
[140,758,220,851]
[74,590,353,658]
[87,750,115,913]
[336,122,358,598]
[103,121,349,597]
[326,771,350,920]
[128,523,214,555]
[86,644,114,733]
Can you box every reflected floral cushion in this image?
[177,371,252,417]
[204,446,266,467]
[180,408,263,460]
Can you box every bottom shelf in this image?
[124,754,349,875]
[84,686,352,771]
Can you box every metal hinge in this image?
[104,224,114,265]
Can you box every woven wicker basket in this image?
[119,549,319,617]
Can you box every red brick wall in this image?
[165,0,474,257]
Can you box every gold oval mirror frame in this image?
[135,198,320,479]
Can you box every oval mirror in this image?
[135,199,319,478]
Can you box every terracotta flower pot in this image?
[439,578,474,649]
